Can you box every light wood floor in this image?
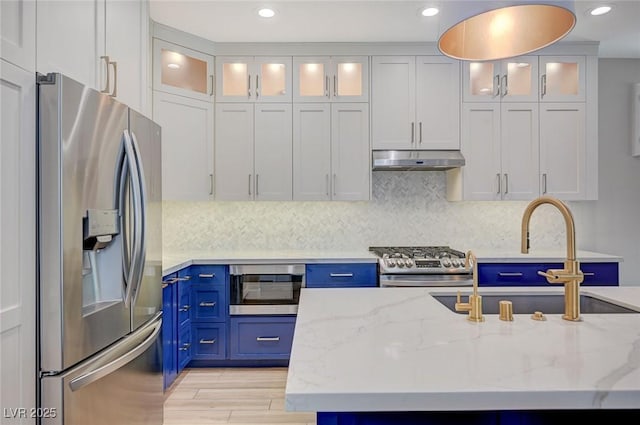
[163,368,317,425]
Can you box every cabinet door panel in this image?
[463,61,500,102]
[501,103,539,200]
[332,56,369,102]
[293,103,331,200]
[540,103,586,200]
[1,0,35,71]
[255,56,292,102]
[415,56,460,149]
[192,287,226,322]
[371,56,415,149]
[214,103,254,200]
[216,56,252,102]
[460,103,501,200]
[293,56,331,102]
[539,56,586,102]
[153,91,214,201]
[254,104,293,201]
[192,324,226,360]
[229,317,295,360]
[331,103,370,201]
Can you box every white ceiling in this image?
[149,0,640,58]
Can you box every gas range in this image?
[369,246,473,287]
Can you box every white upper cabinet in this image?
[215,103,293,201]
[1,0,35,71]
[216,56,292,103]
[463,56,538,102]
[153,38,214,102]
[372,55,460,150]
[153,91,214,201]
[37,0,149,114]
[293,56,369,103]
[539,56,586,102]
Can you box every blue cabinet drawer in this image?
[478,262,619,287]
[183,265,228,286]
[191,323,227,360]
[305,263,378,288]
[177,322,192,372]
[177,279,192,326]
[229,316,296,360]
[192,287,227,322]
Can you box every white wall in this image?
[163,59,640,286]
[590,59,640,285]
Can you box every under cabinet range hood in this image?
[372,150,465,171]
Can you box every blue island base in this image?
[318,409,640,425]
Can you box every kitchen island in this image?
[285,286,640,424]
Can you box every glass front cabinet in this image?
[215,56,292,102]
[293,56,369,102]
[153,39,214,102]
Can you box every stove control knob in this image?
[386,259,396,268]
[397,260,406,268]
[451,259,460,268]
[441,258,452,268]
[405,259,414,268]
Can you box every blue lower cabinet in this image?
[192,287,227,321]
[191,323,227,360]
[177,322,192,373]
[477,262,619,287]
[306,263,378,288]
[229,316,296,360]
[162,277,178,390]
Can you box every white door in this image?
[0,0,35,72]
[293,56,331,102]
[330,56,369,102]
[331,103,370,201]
[501,103,540,200]
[415,56,460,150]
[36,0,102,90]
[214,103,254,200]
[1,59,36,425]
[463,60,501,102]
[293,103,331,200]
[254,104,293,200]
[254,56,292,103]
[105,0,146,112]
[216,56,253,102]
[371,56,415,149]
[153,91,214,201]
[460,103,501,200]
[501,56,538,102]
[540,103,586,200]
[539,56,586,102]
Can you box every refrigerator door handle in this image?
[117,130,143,308]
[129,131,148,306]
[68,318,162,392]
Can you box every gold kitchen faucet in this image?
[521,196,584,321]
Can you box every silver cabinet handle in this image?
[248,174,252,196]
[209,75,214,96]
[325,75,329,97]
[501,74,508,97]
[176,276,191,281]
[100,55,110,94]
[419,122,423,144]
[248,74,251,98]
[333,75,337,97]
[256,174,259,196]
[542,173,548,194]
[209,173,214,196]
[162,277,178,284]
[198,273,215,278]
[111,61,118,97]
[333,173,336,196]
[179,305,191,312]
[541,74,547,98]
[199,339,216,344]
[494,74,500,97]
[330,273,354,277]
[199,301,216,307]
[256,336,280,342]
[496,173,501,195]
[498,272,524,277]
[411,122,415,144]
[256,75,259,98]
[178,342,191,351]
[583,272,595,277]
[325,174,329,196]
[504,173,509,194]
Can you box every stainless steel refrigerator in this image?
[37,73,163,425]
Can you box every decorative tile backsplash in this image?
[163,171,588,253]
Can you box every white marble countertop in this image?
[285,286,640,412]
[162,250,379,275]
[475,249,623,263]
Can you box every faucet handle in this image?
[455,291,471,312]
[537,270,559,280]
[538,269,584,284]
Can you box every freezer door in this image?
[39,73,132,371]
[129,109,163,331]
[41,315,163,425]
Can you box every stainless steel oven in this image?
[229,264,305,315]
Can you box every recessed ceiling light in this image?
[258,8,275,18]
[589,6,612,16]
[421,7,439,17]
[167,63,180,69]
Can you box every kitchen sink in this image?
[432,293,639,315]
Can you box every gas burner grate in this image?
[369,246,467,260]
